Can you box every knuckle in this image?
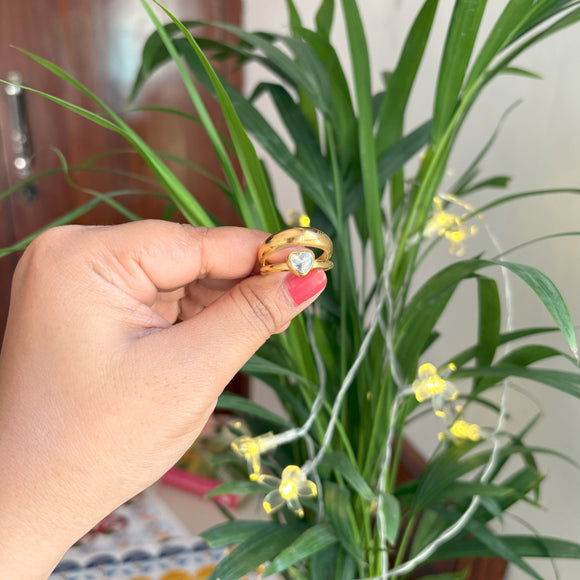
[231,283,285,338]
[17,226,81,274]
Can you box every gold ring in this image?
[259,227,334,277]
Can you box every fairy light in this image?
[439,419,484,442]
[302,262,391,476]
[360,201,519,580]
[285,209,311,228]
[258,465,318,518]
[412,362,459,417]
[230,432,278,480]
[424,194,481,256]
[230,189,534,576]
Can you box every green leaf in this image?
[0,79,120,133]
[432,0,488,144]
[448,326,559,368]
[436,481,515,503]
[376,0,438,155]
[471,344,568,393]
[316,0,335,40]
[208,22,332,114]
[410,509,449,559]
[478,496,505,525]
[285,0,303,33]
[205,480,265,498]
[263,524,338,576]
[223,80,335,222]
[340,0,384,272]
[511,0,580,42]
[208,525,304,580]
[265,83,333,190]
[242,354,307,382]
[485,422,543,501]
[345,120,432,217]
[396,286,457,381]
[320,451,375,501]
[396,259,484,378]
[9,48,214,228]
[476,277,501,367]
[378,492,401,546]
[131,25,293,101]
[401,258,578,359]
[431,535,580,562]
[484,6,580,97]
[299,28,356,168]
[474,467,544,524]
[462,175,511,193]
[411,442,483,512]
[457,518,543,579]
[501,66,542,80]
[376,0,439,211]
[450,100,520,196]
[216,392,291,429]
[0,191,151,258]
[324,482,364,563]
[465,0,534,89]
[493,260,578,354]
[455,365,580,399]
[201,520,280,548]
[147,0,280,231]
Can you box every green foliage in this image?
[3,0,580,578]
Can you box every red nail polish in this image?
[285,270,327,306]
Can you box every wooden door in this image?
[0,0,242,337]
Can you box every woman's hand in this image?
[0,221,327,579]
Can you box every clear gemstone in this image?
[288,251,314,276]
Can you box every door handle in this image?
[5,71,36,201]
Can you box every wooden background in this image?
[0,0,242,339]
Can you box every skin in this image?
[0,220,327,579]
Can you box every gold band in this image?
[259,227,334,277]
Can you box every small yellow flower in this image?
[258,465,317,518]
[231,432,278,481]
[412,363,458,417]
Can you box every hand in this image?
[0,220,327,579]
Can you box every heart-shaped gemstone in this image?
[288,251,314,277]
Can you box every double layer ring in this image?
[259,227,334,277]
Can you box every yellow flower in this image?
[231,432,278,481]
[424,196,478,257]
[258,465,317,518]
[412,363,458,417]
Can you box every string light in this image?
[228,193,519,578]
[258,465,318,518]
[412,363,458,418]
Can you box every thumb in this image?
[139,269,327,395]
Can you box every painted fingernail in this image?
[285,270,327,306]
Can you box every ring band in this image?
[259,227,334,277]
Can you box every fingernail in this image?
[285,270,327,306]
